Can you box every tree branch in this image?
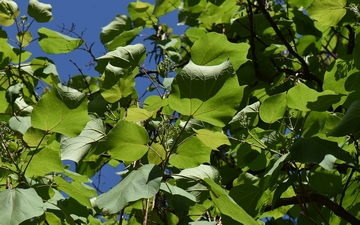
[265,193,360,224]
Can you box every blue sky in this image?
[7,0,186,193]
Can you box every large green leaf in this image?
[0,0,19,26]
[0,188,45,225]
[38,27,83,54]
[95,43,146,73]
[194,129,230,149]
[95,164,162,214]
[100,14,132,45]
[31,87,91,137]
[54,176,97,208]
[100,64,136,103]
[191,32,249,71]
[27,0,53,23]
[260,92,287,124]
[98,120,149,161]
[327,100,360,137]
[160,182,196,214]
[61,118,106,163]
[100,14,142,50]
[229,184,264,217]
[26,141,64,177]
[168,60,246,127]
[307,0,346,26]
[127,1,157,28]
[204,178,258,225]
[287,83,340,111]
[153,0,181,17]
[169,136,212,168]
[289,137,355,171]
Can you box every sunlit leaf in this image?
[153,0,181,17]
[194,129,230,149]
[127,1,157,28]
[260,92,287,124]
[27,0,53,23]
[97,120,149,161]
[0,188,45,225]
[169,60,246,127]
[191,32,249,71]
[95,164,162,214]
[31,87,91,137]
[307,0,346,26]
[169,136,212,168]
[0,0,19,26]
[95,43,146,73]
[38,27,83,54]
[16,30,32,47]
[26,141,64,178]
[100,64,136,103]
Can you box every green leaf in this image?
[127,1,157,28]
[169,60,246,127]
[289,137,355,171]
[38,27,83,54]
[229,184,264,217]
[26,141,64,178]
[106,27,142,51]
[307,0,346,26]
[287,83,340,111]
[125,108,156,122]
[191,32,250,71]
[98,120,150,161]
[61,118,106,163]
[31,87,91,137]
[204,178,258,225]
[169,136,212,168]
[288,0,312,8]
[153,0,181,17]
[16,30,32,47]
[260,92,287,124]
[185,27,207,44]
[160,182,196,214]
[95,43,146,73]
[303,111,342,137]
[148,143,166,165]
[27,0,53,23]
[100,64,136,103]
[229,101,260,129]
[194,129,230,149]
[0,188,45,225]
[0,0,19,26]
[100,14,132,45]
[54,176,97,208]
[175,165,220,201]
[95,164,162,214]
[327,100,360,137]
[309,167,343,195]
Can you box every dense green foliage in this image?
[1,0,360,224]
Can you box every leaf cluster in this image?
[1,0,360,224]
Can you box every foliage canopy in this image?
[1,0,360,224]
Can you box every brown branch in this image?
[265,193,360,224]
[257,0,322,89]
